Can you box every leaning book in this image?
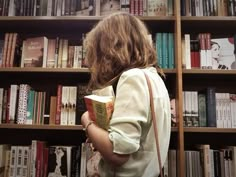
[84,95,114,130]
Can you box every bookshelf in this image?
[180,2,236,177]
[2,0,236,177]
[0,1,181,176]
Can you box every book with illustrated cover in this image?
[84,94,114,130]
[21,36,48,68]
[100,0,120,16]
[211,37,235,70]
[147,0,168,16]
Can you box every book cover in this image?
[47,146,68,177]
[21,36,48,68]
[147,0,167,16]
[211,37,235,70]
[100,0,120,16]
[76,83,92,125]
[84,94,114,130]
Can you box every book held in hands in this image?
[84,95,114,130]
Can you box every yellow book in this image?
[84,95,114,130]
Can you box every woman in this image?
[81,12,171,177]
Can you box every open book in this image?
[84,94,114,130]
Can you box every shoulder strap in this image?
[143,72,163,177]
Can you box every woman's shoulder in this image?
[121,67,156,78]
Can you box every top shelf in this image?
[0,16,176,34]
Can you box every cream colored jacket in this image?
[99,67,171,177]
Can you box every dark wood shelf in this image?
[0,67,176,73]
[184,127,236,133]
[181,16,236,34]
[181,16,236,21]
[0,16,176,34]
[0,67,89,73]
[0,15,175,21]
[0,124,178,132]
[182,69,236,75]
[163,68,177,74]
[0,124,83,130]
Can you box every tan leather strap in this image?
[143,72,163,177]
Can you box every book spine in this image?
[55,85,62,125]
[206,87,217,127]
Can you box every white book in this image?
[216,93,223,128]
[232,94,236,128]
[185,91,192,126]
[9,146,18,177]
[181,38,186,69]
[8,0,16,16]
[9,85,18,124]
[185,34,191,69]
[126,0,130,13]
[230,94,236,128]
[22,146,30,177]
[30,140,37,177]
[68,86,77,125]
[16,146,24,177]
[225,93,232,128]
[61,39,68,68]
[60,86,69,125]
[183,91,186,126]
[222,93,228,128]
[47,0,53,16]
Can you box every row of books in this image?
[0,83,92,126]
[182,33,236,70]
[0,0,174,17]
[0,32,176,69]
[185,144,236,177]
[183,89,236,128]
[0,142,177,177]
[0,85,46,125]
[0,33,87,68]
[181,0,236,16]
[0,141,81,177]
[154,33,175,69]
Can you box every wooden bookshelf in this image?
[2,0,236,176]
[184,127,236,133]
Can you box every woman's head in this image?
[85,12,159,89]
[211,41,220,59]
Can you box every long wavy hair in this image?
[85,12,163,89]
